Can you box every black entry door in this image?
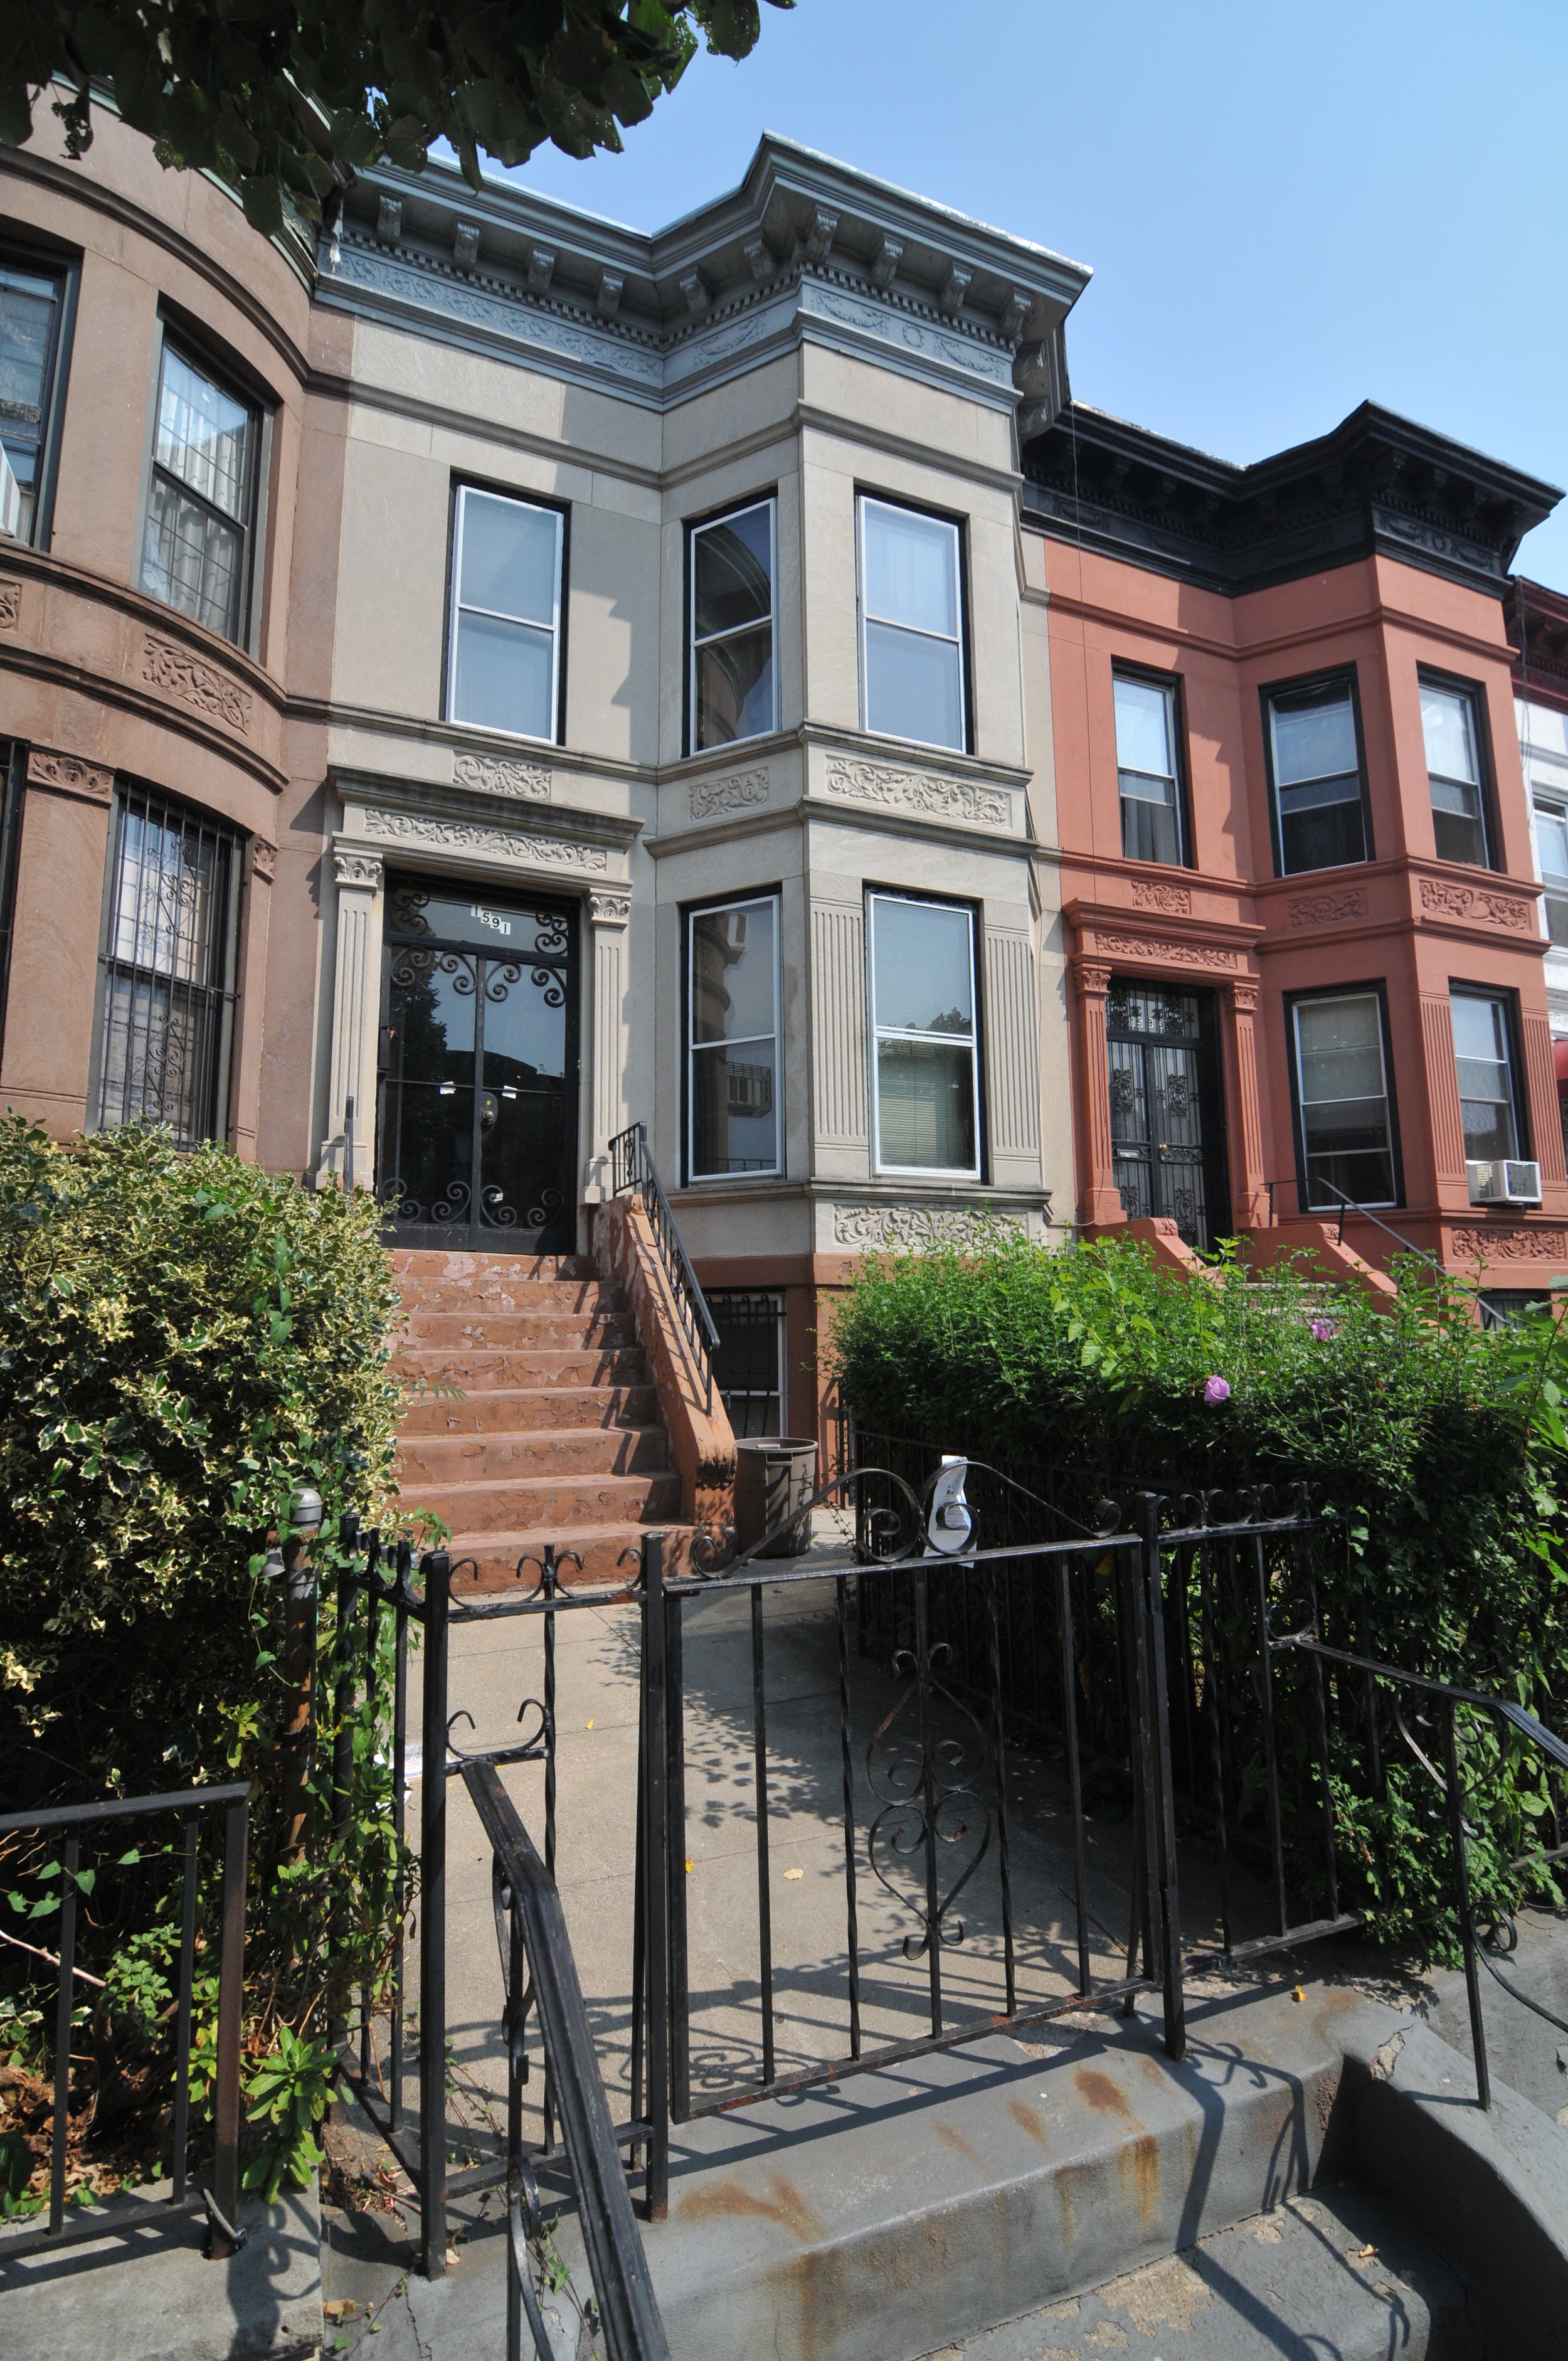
[376,878,578,1253]
[1106,981,1229,1253]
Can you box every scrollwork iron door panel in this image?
[1105,984,1229,1253]
[378,880,578,1251]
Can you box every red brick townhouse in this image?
[1024,400,1568,1307]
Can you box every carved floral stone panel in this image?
[1130,881,1192,915]
[250,841,277,885]
[453,751,551,800]
[0,579,20,631]
[359,807,610,873]
[1418,878,1533,932]
[1095,932,1237,970]
[689,767,770,820]
[1448,1226,1568,1262]
[25,747,112,803]
[334,849,384,889]
[1288,888,1367,928]
[822,756,1011,830]
[831,1202,1027,1251]
[141,633,253,735]
[589,890,632,926]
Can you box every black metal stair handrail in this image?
[608,1121,721,1414]
[464,1758,670,2361]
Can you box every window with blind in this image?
[1290,989,1397,1211]
[94,787,242,1148]
[447,484,564,742]
[1265,675,1371,876]
[1114,672,1185,865]
[1421,678,1492,867]
[857,496,967,752]
[140,339,261,646]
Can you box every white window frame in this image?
[447,482,566,744]
[1420,676,1492,869]
[1449,987,1522,1165]
[686,891,783,1184]
[867,889,982,1180]
[856,494,968,754]
[687,495,778,755]
[1113,671,1185,866]
[139,325,265,652]
[1291,990,1397,1212]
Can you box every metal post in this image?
[331,1513,361,2044]
[49,1832,78,2236]
[420,1549,451,2274]
[210,1793,248,2255]
[344,1093,356,1194]
[665,1583,691,2124]
[1443,1699,1491,2110]
[641,1532,670,2219]
[278,1489,323,1868]
[171,1812,198,2202]
[1138,1495,1186,2061]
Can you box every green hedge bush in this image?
[830,1229,1568,1956]
[0,1120,406,2199]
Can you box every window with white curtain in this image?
[140,341,259,645]
[868,891,980,1175]
[857,496,967,751]
[448,484,564,742]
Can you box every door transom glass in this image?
[376,879,578,1252]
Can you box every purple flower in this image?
[1203,1375,1231,1404]
[1309,1317,1338,1341]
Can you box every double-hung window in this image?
[1421,679,1491,867]
[94,784,242,1148]
[868,891,980,1177]
[1291,990,1397,1210]
[689,497,776,750]
[687,894,781,1180]
[1114,672,1185,864]
[1451,990,1522,1170]
[1534,792,1568,946]
[857,496,967,751]
[1,255,71,544]
[448,484,564,741]
[140,338,260,645]
[1266,676,1370,875]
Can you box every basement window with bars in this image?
[93,785,241,1147]
[707,1291,786,1436]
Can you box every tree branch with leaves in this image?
[1,0,793,236]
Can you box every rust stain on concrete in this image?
[679,2172,825,2244]
[936,2121,980,2163]
[1118,2130,1162,2234]
[1008,2098,1049,2148]
[1075,2067,1138,2125]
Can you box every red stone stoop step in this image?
[388,1248,698,1589]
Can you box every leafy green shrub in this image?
[0,1119,406,2197]
[830,1229,1568,1956]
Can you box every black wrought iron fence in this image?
[0,1781,249,2264]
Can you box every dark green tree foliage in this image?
[830,1232,1568,1956]
[1,1,793,236]
[0,1122,405,2193]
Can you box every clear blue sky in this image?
[495,0,1568,587]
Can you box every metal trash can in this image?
[733,1438,818,1559]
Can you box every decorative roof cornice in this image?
[318,137,1088,413]
[1022,401,1562,602]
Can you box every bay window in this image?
[857,496,967,751]
[687,894,781,1180]
[689,497,777,751]
[1290,989,1397,1211]
[1421,678,1491,867]
[1450,990,1522,1165]
[868,891,980,1176]
[1266,675,1370,876]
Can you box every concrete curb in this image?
[0,2174,322,2361]
[1342,2010,1568,2358]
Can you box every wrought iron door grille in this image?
[1106,982,1221,1252]
[94,785,241,1148]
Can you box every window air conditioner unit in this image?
[0,445,19,539]
[1467,1159,1543,1206]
